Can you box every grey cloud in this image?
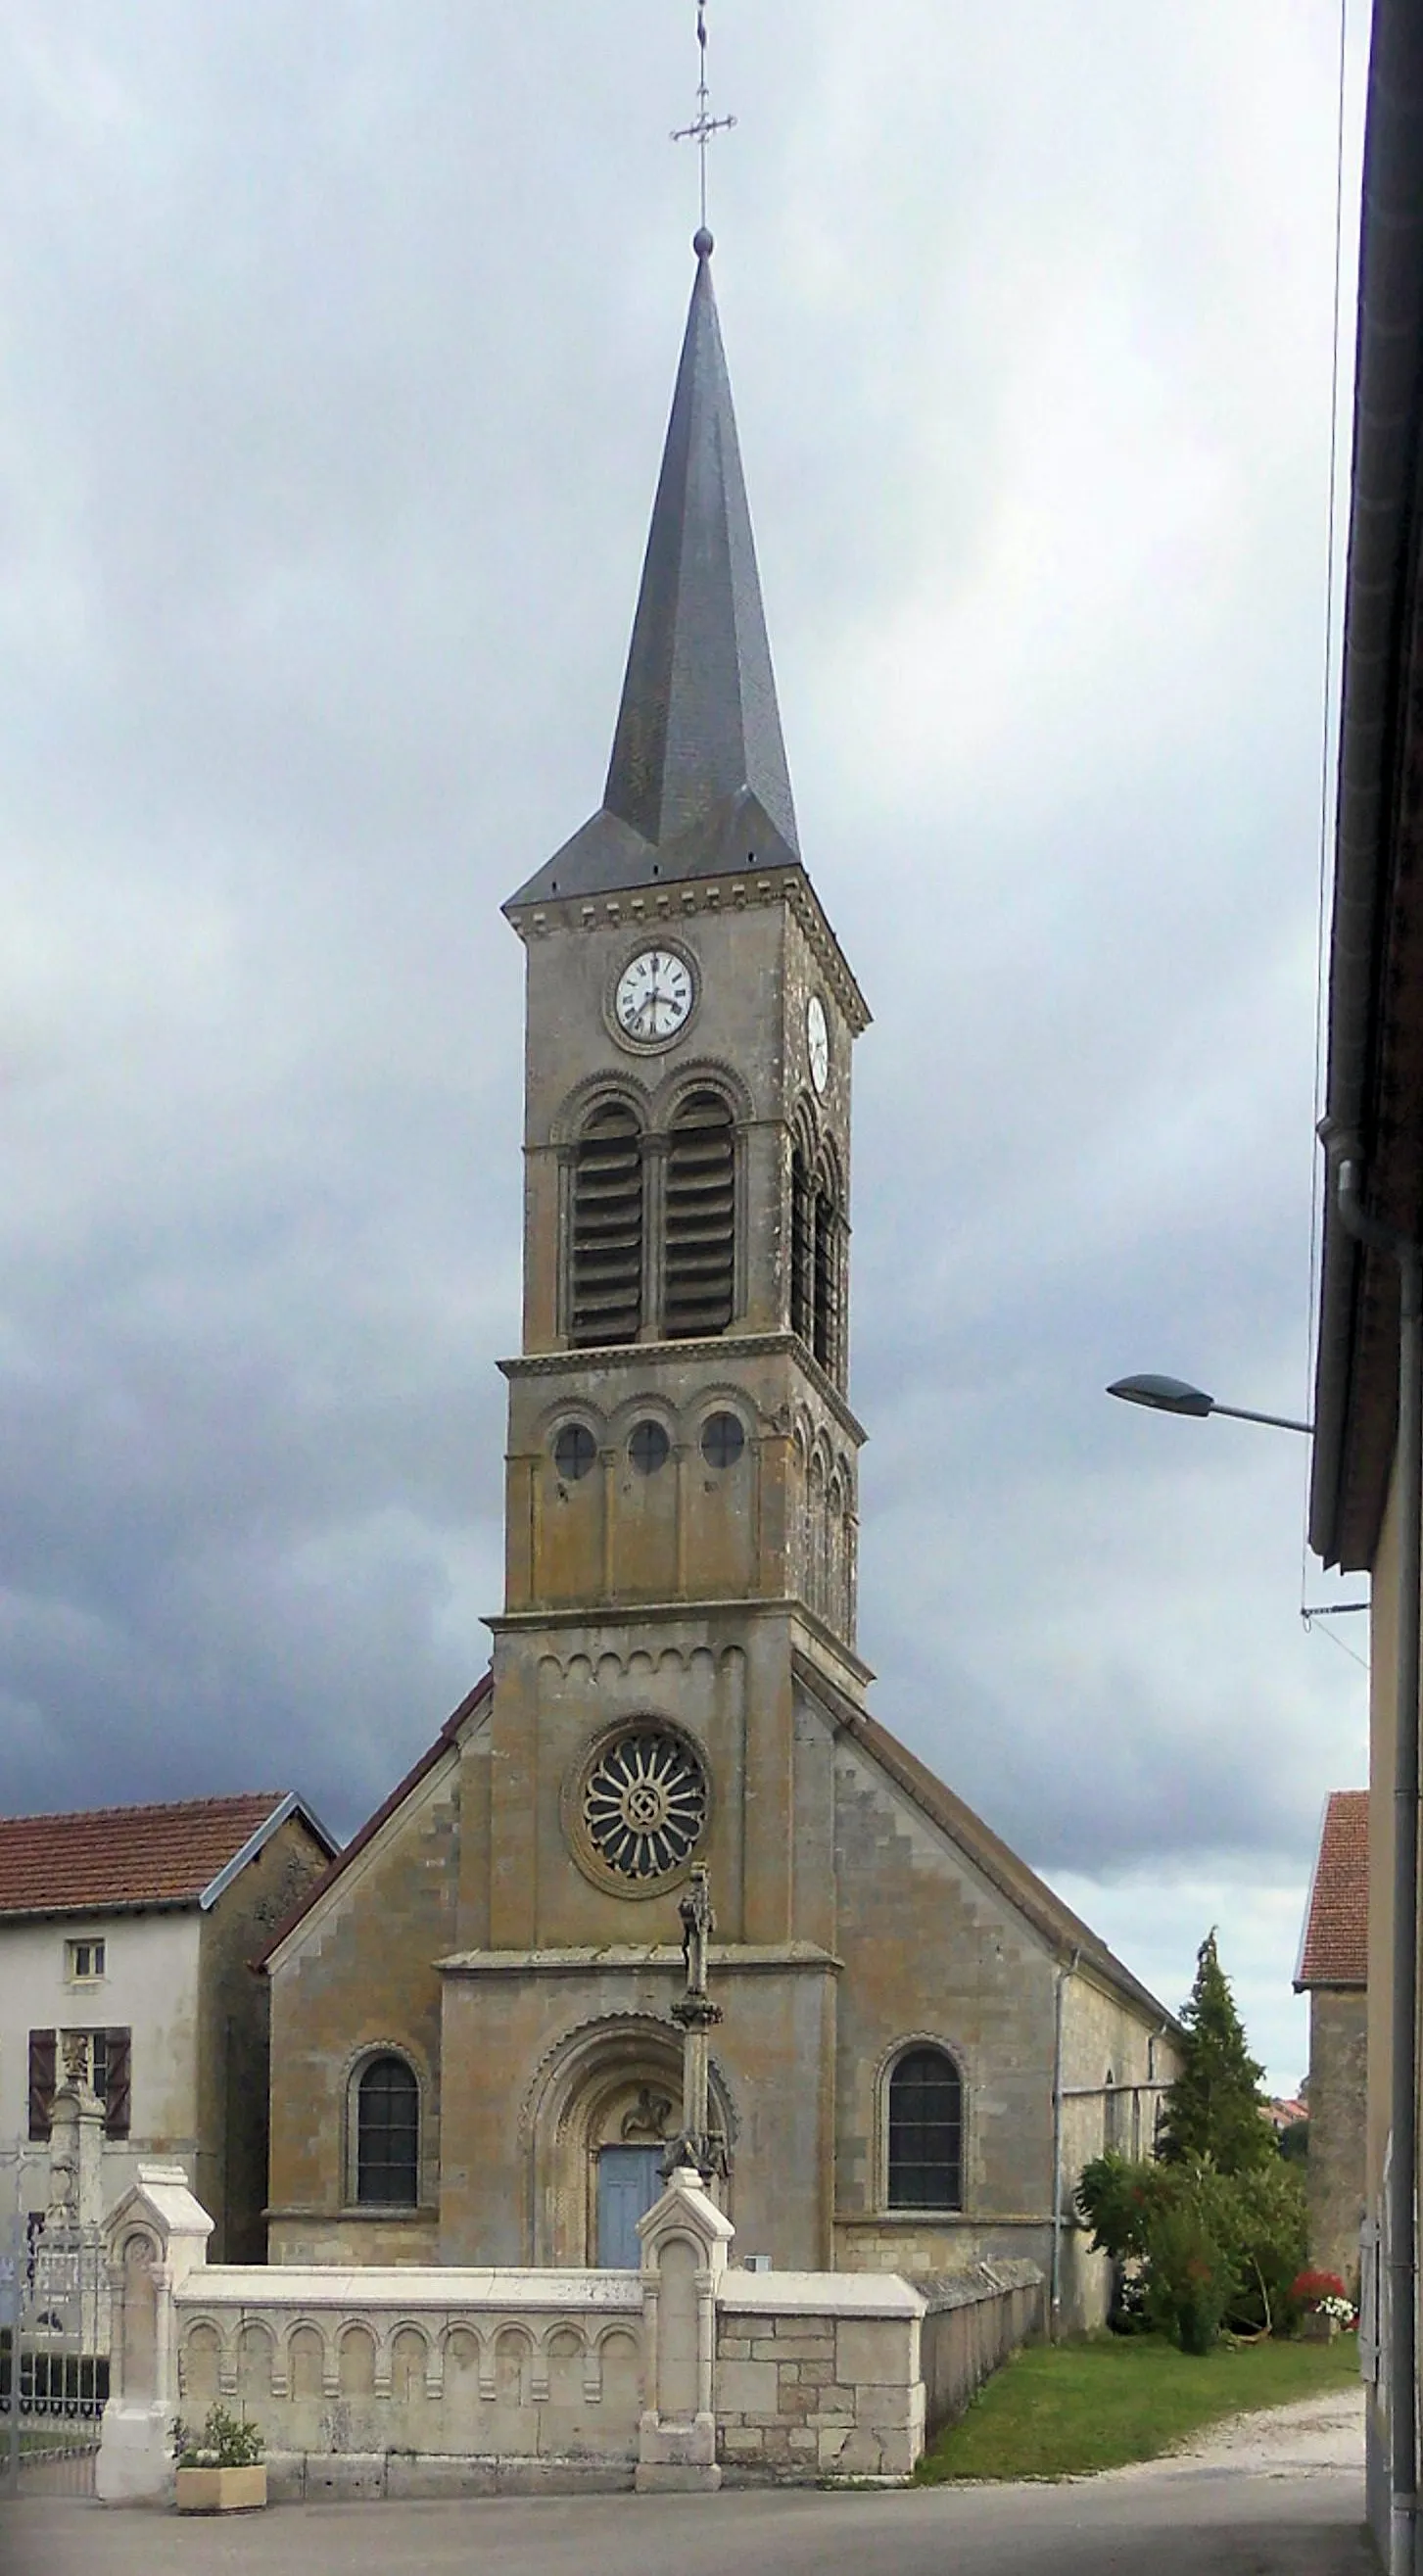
[0,4,1369,2078]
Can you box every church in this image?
[259,230,1176,2326]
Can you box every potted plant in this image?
[1291,2268,1356,2341]
[171,2405,266,2512]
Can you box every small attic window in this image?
[66,1938,106,1982]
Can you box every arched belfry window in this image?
[813,1185,839,1374]
[790,1138,842,1380]
[571,1102,644,1348]
[356,2056,419,2207]
[790,1148,814,1345]
[887,2046,963,2211]
[663,1090,735,1339]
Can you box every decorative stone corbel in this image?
[635,2165,735,2493]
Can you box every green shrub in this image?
[1078,2150,1308,2351]
[170,2405,263,2468]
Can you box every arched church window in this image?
[887,2046,963,2211]
[663,1090,735,1339]
[790,1148,814,1343]
[356,2056,419,2207]
[571,1102,644,1348]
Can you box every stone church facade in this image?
[261,235,1176,2326]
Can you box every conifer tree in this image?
[1158,1929,1272,2171]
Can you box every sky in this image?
[0,2,1372,2092]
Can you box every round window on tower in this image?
[552,1423,597,1483]
[700,1411,745,1470]
[564,1721,711,1896]
[628,1419,671,1475]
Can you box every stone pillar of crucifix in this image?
[665,1864,729,2186]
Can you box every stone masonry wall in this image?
[918,2262,1044,2438]
[1307,1987,1366,2288]
[713,2266,1041,2482]
[715,2299,922,2481]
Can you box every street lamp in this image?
[1106,1373,1313,1436]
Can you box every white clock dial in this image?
[614,948,694,1045]
[807,994,830,1095]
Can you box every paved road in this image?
[0,2395,1374,2576]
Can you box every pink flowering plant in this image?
[1291,2269,1356,2327]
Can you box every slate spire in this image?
[507,233,799,911]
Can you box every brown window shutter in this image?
[103,2029,131,2138]
[27,2029,56,2141]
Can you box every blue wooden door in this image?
[597,2146,664,2267]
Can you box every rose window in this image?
[581,1728,708,1883]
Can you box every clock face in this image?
[614,947,695,1046]
[807,994,830,1095]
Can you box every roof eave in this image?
[1311,0,1423,1567]
[198,1791,341,1913]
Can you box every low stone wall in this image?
[916,2259,1045,2439]
[714,2264,1043,2481]
[96,2162,1043,2502]
[174,2266,646,2499]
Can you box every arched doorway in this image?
[524,2017,734,2266]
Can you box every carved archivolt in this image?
[517,2011,736,2266]
[546,1070,653,1148]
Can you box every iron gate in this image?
[2,2212,109,2499]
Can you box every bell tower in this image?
[480,230,871,1968]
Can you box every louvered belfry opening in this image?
[813,1188,838,1374]
[790,1149,814,1343]
[790,1141,842,1382]
[664,1089,735,1338]
[571,1102,644,1346]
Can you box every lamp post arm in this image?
[1209,1403,1314,1435]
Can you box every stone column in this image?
[635,2167,735,2493]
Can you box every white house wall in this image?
[0,1910,202,2212]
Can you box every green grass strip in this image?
[914,2331,1359,2483]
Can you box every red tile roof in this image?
[1295,1789,1368,1989]
[0,1794,296,1918]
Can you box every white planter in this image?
[174,2463,267,2512]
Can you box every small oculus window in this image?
[629,1419,671,1475]
[700,1411,745,1470]
[553,1422,597,1482]
[66,1940,105,1983]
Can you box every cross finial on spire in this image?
[672,3,735,242]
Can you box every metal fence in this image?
[2,2209,108,2499]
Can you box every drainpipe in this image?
[1049,1947,1080,2341]
[1324,1128,1422,2576]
